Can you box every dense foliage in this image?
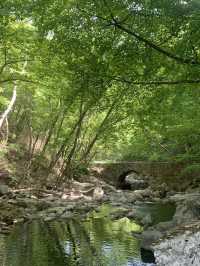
[0,0,200,182]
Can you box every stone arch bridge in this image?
[90,161,184,188]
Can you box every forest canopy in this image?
[0,0,200,181]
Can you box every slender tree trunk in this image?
[28,124,33,159]
[61,103,87,180]
[48,124,77,172]
[48,107,88,174]
[55,108,67,140]
[81,100,116,162]
[30,134,40,159]
[0,85,17,131]
[14,105,22,123]
[41,112,60,154]
[15,111,27,137]
[5,117,9,143]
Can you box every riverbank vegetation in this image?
[0,0,200,186]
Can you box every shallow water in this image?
[0,202,175,266]
[0,205,156,266]
[135,201,176,225]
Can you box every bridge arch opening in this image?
[116,169,140,189]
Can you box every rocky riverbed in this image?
[1,177,200,265]
[0,177,174,233]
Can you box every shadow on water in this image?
[141,248,155,264]
[0,205,159,266]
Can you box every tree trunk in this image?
[81,100,116,162]
[0,85,17,131]
[61,103,87,179]
[48,106,88,173]
[41,112,60,154]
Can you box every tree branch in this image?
[0,56,35,76]
[0,77,42,85]
[112,19,200,65]
[112,77,200,86]
[0,46,8,75]
[95,0,200,66]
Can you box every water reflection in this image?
[0,205,155,266]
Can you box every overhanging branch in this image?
[95,0,200,66]
[0,78,42,85]
[111,20,200,65]
[112,77,200,86]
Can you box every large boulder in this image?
[169,193,200,224]
[173,200,200,224]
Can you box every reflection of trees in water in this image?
[71,219,102,265]
[60,216,141,265]
[81,217,141,265]
[4,222,33,266]
[0,235,6,265]
[3,221,70,266]
[1,216,142,266]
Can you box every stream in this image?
[0,203,175,266]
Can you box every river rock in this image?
[93,187,104,200]
[71,181,94,191]
[0,184,9,195]
[126,174,149,191]
[14,198,38,208]
[169,192,200,202]
[0,170,10,183]
[109,191,128,203]
[128,261,155,266]
[141,230,163,249]
[133,189,152,200]
[154,231,200,266]
[153,183,168,198]
[36,199,53,210]
[142,213,152,227]
[126,209,137,219]
[173,198,200,224]
[155,220,176,232]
